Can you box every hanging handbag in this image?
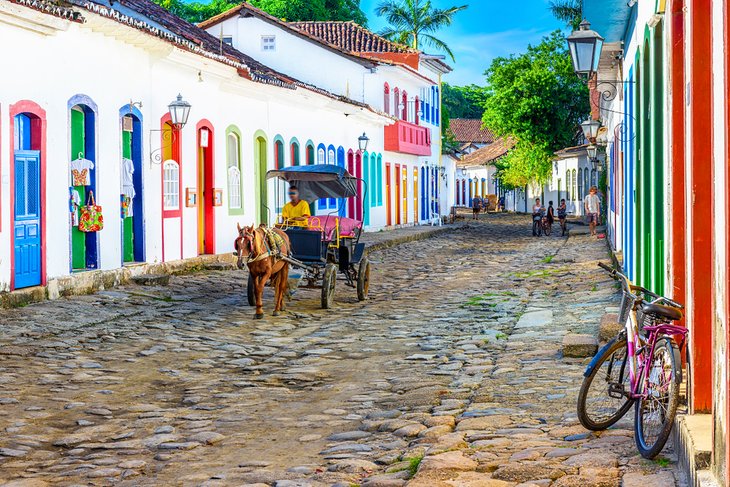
[79,191,104,233]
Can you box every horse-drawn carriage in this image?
[236,164,371,317]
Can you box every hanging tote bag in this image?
[79,191,104,233]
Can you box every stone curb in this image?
[0,224,462,309]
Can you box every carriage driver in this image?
[282,185,311,227]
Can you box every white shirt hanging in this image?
[70,156,94,186]
[121,157,136,199]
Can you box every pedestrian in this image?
[546,200,555,233]
[532,197,543,236]
[584,186,601,237]
[471,195,481,220]
[557,198,567,236]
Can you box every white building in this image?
[0,0,449,293]
[200,4,451,228]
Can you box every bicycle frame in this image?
[605,265,687,401]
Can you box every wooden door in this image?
[14,151,42,288]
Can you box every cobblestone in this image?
[0,214,678,485]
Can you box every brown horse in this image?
[235,224,291,319]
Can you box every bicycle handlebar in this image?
[597,262,685,310]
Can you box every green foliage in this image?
[542,255,553,264]
[251,0,367,24]
[375,0,468,61]
[482,31,589,187]
[406,455,424,476]
[549,0,582,30]
[442,83,488,119]
[151,0,367,25]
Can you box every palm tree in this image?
[375,0,467,61]
[549,0,582,30]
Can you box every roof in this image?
[554,144,590,159]
[10,0,387,115]
[448,119,495,144]
[456,137,516,167]
[290,21,416,54]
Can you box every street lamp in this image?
[168,94,191,130]
[581,118,601,141]
[460,167,468,177]
[587,145,598,160]
[567,20,604,78]
[358,132,370,152]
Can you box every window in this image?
[261,35,276,51]
[227,131,242,210]
[163,160,180,210]
[222,36,233,46]
[401,91,408,121]
[291,142,300,166]
[275,139,284,169]
[306,143,314,165]
[572,169,577,201]
[414,96,420,125]
[384,83,390,113]
[317,147,325,164]
[565,170,570,201]
[578,168,584,200]
[327,147,335,165]
[393,87,400,118]
[435,87,440,125]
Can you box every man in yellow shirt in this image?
[282,186,311,226]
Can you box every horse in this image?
[234,223,291,319]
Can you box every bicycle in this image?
[532,211,545,237]
[576,262,687,459]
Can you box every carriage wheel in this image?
[246,273,256,307]
[321,264,337,309]
[357,258,371,302]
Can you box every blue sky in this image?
[360,0,567,86]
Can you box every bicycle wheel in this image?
[634,337,681,459]
[577,336,633,430]
[544,222,551,236]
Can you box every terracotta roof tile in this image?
[457,137,516,167]
[290,21,416,54]
[448,119,495,144]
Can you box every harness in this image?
[241,228,287,264]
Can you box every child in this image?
[557,199,567,236]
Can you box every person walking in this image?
[546,200,555,234]
[584,186,601,237]
[472,195,481,220]
[557,198,567,236]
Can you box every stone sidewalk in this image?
[0,214,679,486]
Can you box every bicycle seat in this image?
[641,302,683,322]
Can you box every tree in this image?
[375,0,468,61]
[151,0,367,26]
[442,83,487,119]
[482,31,589,188]
[549,0,582,30]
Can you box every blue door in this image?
[14,150,41,288]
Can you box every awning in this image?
[266,164,358,203]
[584,0,634,43]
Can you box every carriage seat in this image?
[306,216,362,242]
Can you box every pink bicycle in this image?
[577,262,687,459]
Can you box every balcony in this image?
[384,120,431,156]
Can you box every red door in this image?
[347,151,355,218]
[197,121,215,255]
[395,164,401,225]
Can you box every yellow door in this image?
[402,167,408,224]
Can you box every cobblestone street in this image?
[0,214,679,486]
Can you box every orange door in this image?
[386,163,392,226]
[395,164,401,225]
[413,168,419,223]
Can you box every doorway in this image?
[395,164,401,225]
[197,122,215,255]
[386,163,392,226]
[69,102,98,271]
[413,167,419,223]
[255,134,268,225]
[121,110,144,264]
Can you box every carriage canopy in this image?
[266,164,357,203]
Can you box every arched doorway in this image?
[10,102,46,289]
[197,120,215,255]
[68,96,98,271]
[120,106,144,264]
[347,150,355,218]
[254,131,269,225]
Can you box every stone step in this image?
[599,313,622,342]
[562,334,598,358]
[673,414,720,487]
[130,274,170,286]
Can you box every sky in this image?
[360,0,568,86]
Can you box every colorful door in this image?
[402,167,408,224]
[121,113,144,264]
[347,152,355,219]
[70,106,98,271]
[14,150,42,288]
[362,153,370,226]
[386,163,392,226]
[255,136,269,225]
[395,164,401,225]
[337,148,347,217]
[413,168,419,223]
[198,125,215,255]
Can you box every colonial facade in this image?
[584,0,729,483]
[0,0,449,294]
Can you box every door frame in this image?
[395,163,401,225]
[9,101,46,290]
[385,163,392,226]
[197,119,215,255]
